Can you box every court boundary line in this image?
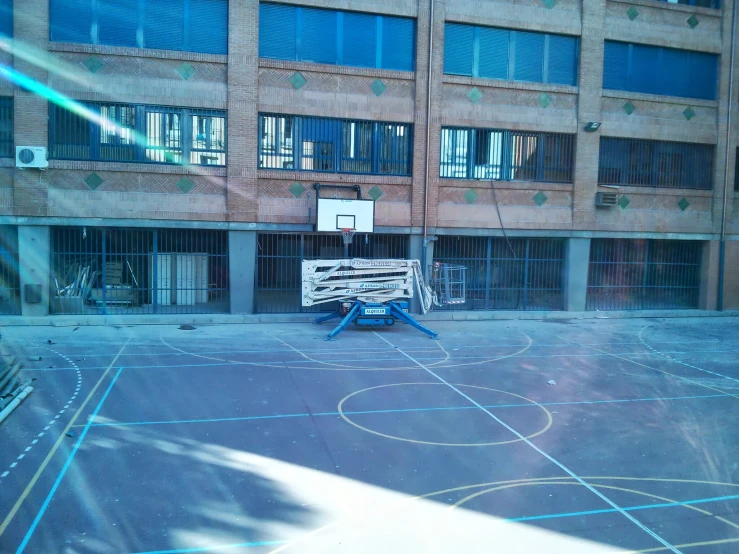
[372,332,682,554]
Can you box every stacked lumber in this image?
[0,338,33,424]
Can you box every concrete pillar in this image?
[228,230,257,314]
[723,240,739,310]
[19,225,50,316]
[699,240,720,310]
[409,234,423,313]
[563,238,590,312]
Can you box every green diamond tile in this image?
[176,177,194,194]
[538,93,551,108]
[623,101,636,116]
[678,197,690,212]
[467,87,483,104]
[683,106,695,121]
[532,191,548,206]
[84,172,103,190]
[289,72,307,90]
[176,62,196,81]
[626,6,639,20]
[288,181,305,198]
[368,185,383,201]
[687,15,699,29]
[464,189,478,204]
[541,0,556,8]
[83,55,104,74]
[618,195,631,210]
[370,79,387,96]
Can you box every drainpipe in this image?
[719,0,737,311]
[421,0,435,278]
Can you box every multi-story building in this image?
[1,0,737,317]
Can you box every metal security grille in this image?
[49,103,226,166]
[598,138,713,190]
[586,239,701,310]
[258,114,412,176]
[255,233,408,313]
[0,226,20,315]
[440,127,574,183]
[433,236,564,311]
[50,227,228,315]
[0,97,13,158]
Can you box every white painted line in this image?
[24,447,31,452]
[17,454,24,460]
[54,415,60,419]
[9,463,16,468]
[31,440,38,445]
[373,331,683,554]
[37,433,44,438]
[1,471,8,478]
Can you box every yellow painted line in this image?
[0,338,130,539]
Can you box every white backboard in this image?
[316,198,375,233]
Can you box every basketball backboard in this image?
[316,198,375,233]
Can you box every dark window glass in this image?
[598,137,714,190]
[259,114,412,176]
[444,22,578,86]
[441,127,574,183]
[49,102,226,166]
[0,97,13,157]
[258,3,415,71]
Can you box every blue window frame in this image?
[49,0,227,54]
[444,23,579,86]
[259,114,412,176]
[259,3,415,71]
[603,41,717,101]
[655,0,719,7]
[0,97,12,157]
[440,126,575,183]
[49,102,226,166]
[598,137,714,190]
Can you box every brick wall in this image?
[4,0,737,241]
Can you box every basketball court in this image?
[1,316,738,553]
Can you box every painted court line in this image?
[21,348,737,373]
[509,492,739,523]
[132,539,289,554]
[15,367,125,554]
[372,332,683,554]
[83,392,729,428]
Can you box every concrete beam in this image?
[563,238,591,312]
[18,225,50,317]
[228,230,257,314]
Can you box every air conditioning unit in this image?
[595,191,618,208]
[16,146,48,169]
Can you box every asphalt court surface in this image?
[0,317,738,553]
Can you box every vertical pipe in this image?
[422,0,435,247]
[719,0,737,310]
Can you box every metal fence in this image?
[0,226,20,315]
[50,227,229,315]
[586,239,702,310]
[255,233,409,313]
[433,236,564,311]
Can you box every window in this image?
[49,0,227,54]
[440,127,575,182]
[0,0,12,37]
[259,114,412,176]
[49,102,227,166]
[598,137,713,190]
[603,41,717,101]
[259,3,415,71]
[0,98,12,157]
[444,23,579,86]
[655,0,719,7]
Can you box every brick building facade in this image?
[2,0,738,316]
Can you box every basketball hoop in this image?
[340,228,356,245]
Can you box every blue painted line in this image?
[87,393,728,428]
[15,367,125,554]
[508,493,739,523]
[132,539,288,554]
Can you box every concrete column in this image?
[228,230,257,314]
[699,240,720,310]
[408,234,423,313]
[19,225,50,316]
[723,240,739,310]
[563,238,590,312]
